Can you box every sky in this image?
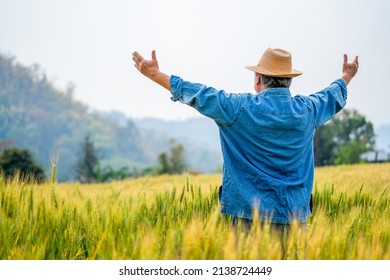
[1,0,390,126]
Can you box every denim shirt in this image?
[170,75,347,223]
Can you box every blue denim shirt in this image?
[170,75,347,223]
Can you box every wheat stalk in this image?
[49,154,59,185]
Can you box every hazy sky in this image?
[1,0,389,126]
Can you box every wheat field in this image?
[0,163,389,260]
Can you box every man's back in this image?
[222,87,313,183]
[218,87,320,223]
[168,75,347,223]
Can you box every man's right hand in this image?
[342,54,359,85]
[132,50,160,79]
[132,50,171,91]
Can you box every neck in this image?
[256,84,268,93]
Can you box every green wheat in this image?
[49,155,59,185]
[0,164,389,260]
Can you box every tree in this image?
[157,140,187,174]
[333,140,369,165]
[96,164,132,182]
[158,152,171,174]
[314,109,375,166]
[170,142,186,174]
[314,124,336,166]
[75,135,99,183]
[331,109,375,147]
[0,147,46,183]
[1,54,151,182]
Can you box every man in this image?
[132,48,359,231]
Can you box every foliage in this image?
[134,117,222,173]
[314,109,375,166]
[0,164,389,259]
[96,164,133,182]
[313,124,335,166]
[156,140,187,175]
[75,136,133,183]
[0,54,152,181]
[0,147,46,183]
[333,140,369,165]
[75,136,99,184]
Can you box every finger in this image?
[133,51,145,62]
[343,54,348,64]
[132,51,140,58]
[132,53,145,66]
[354,55,359,67]
[151,50,157,61]
[132,52,138,61]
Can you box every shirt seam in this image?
[217,95,247,127]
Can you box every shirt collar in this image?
[258,87,291,96]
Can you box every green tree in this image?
[170,142,186,174]
[314,109,375,166]
[158,152,171,174]
[0,147,46,183]
[96,164,132,182]
[157,140,187,174]
[0,54,151,182]
[314,124,336,166]
[333,140,369,165]
[331,109,375,147]
[75,135,99,183]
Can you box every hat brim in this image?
[245,65,302,78]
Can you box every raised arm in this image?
[341,54,359,85]
[308,53,359,128]
[132,50,244,126]
[132,50,171,91]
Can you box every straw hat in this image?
[245,48,302,78]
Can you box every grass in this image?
[0,164,389,260]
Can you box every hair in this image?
[256,73,292,88]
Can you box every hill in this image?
[103,112,223,172]
[133,117,222,172]
[0,54,223,180]
[0,54,153,181]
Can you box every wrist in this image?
[148,69,160,80]
[151,71,171,91]
[342,74,352,85]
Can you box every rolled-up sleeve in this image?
[170,75,244,126]
[308,79,347,128]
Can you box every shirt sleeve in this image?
[307,79,347,128]
[170,75,244,126]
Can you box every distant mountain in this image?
[104,111,224,172]
[0,54,153,181]
[134,117,221,150]
[0,53,223,180]
[132,116,223,173]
